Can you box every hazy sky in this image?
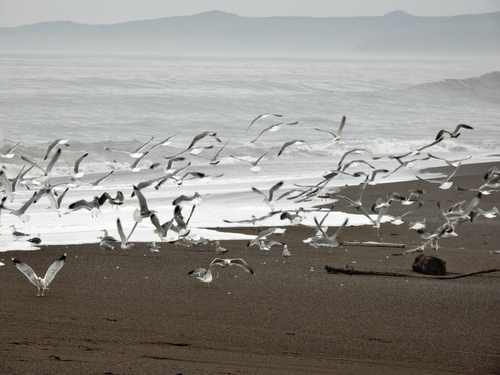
[1,0,500,27]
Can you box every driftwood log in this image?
[341,241,405,248]
[324,265,500,279]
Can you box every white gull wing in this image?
[73,152,89,175]
[45,148,62,176]
[245,113,283,132]
[43,253,66,286]
[277,140,311,157]
[12,259,39,286]
[210,258,255,275]
[116,217,128,244]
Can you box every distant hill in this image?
[1,10,499,57]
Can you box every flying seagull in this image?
[223,211,279,226]
[9,191,37,222]
[304,218,349,249]
[187,258,255,285]
[187,132,221,150]
[98,191,124,208]
[197,139,229,165]
[247,239,285,252]
[314,115,346,142]
[231,147,273,174]
[245,113,283,132]
[116,217,135,254]
[172,192,202,206]
[132,185,155,222]
[416,161,461,190]
[246,227,283,248]
[435,124,473,140]
[105,136,154,159]
[251,181,291,210]
[12,253,66,296]
[70,152,89,179]
[43,139,69,160]
[0,142,20,158]
[277,140,312,157]
[250,121,299,143]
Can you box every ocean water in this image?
[0,53,499,251]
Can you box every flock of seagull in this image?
[2,115,499,293]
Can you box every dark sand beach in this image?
[1,162,500,374]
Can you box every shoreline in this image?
[1,161,500,374]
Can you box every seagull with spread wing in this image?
[251,181,291,210]
[231,147,273,174]
[188,258,255,285]
[314,115,346,142]
[12,253,66,296]
[277,140,311,157]
[245,113,283,132]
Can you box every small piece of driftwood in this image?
[342,241,405,248]
[325,265,500,279]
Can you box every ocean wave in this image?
[1,135,497,179]
[409,71,500,102]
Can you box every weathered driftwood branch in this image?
[324,265,500,279]
[342,241,405,248]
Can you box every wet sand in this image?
[1,162,500,374]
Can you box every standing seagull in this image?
[214,241,228,255]
[12,253,66,296]
[147,242,161,253]
[10,225,30,241]
[282,244,291,258]
[314,116,346,142]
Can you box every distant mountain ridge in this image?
[1,10,499,57]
